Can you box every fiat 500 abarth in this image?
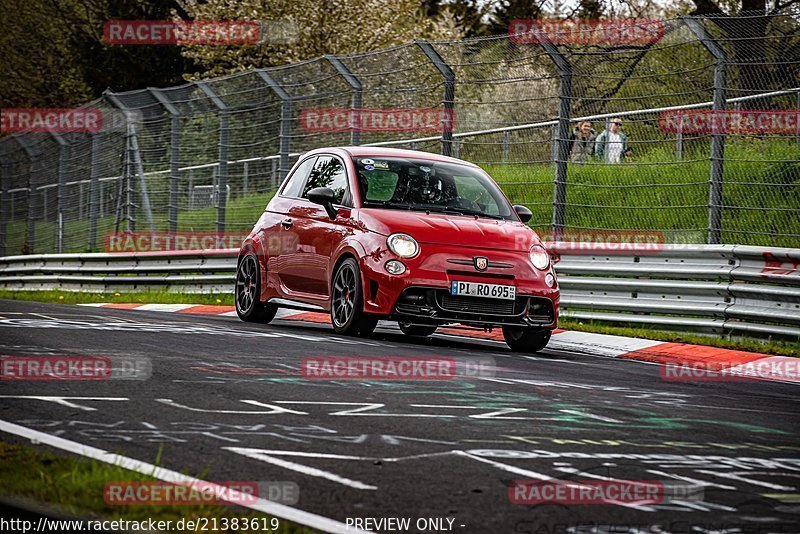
[235,147,559,352]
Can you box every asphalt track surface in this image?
[1,299,799,534]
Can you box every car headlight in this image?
[529,244,550,270]
[387,233,419,259]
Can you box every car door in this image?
[282,155,355,299]
[258,156,316,298]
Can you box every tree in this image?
[1,0,194,108]
[178,0,463,79]
[689,0,800,100]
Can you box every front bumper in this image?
[358,241,559,328]
[391,286,556,328]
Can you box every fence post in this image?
[502,131,509,162]
[196,82,230,235]
[325,55,363,146]
[0,158,8,257]
[88,133,102,250]
[13,134,39,254]
[683,17,727,245]
[529,28,572,238]
[49,133,69,253]
[150,88,181,233]
[255,70,292,186]
[105,92,155,234]
[416,41,455,156]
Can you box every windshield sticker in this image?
[361,158,374,165]
[373,161,389,169]
[364,164,374,171]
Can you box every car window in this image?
[361,170,399,202]
[453,174,501,215]
[302,156,350,206]
[281,157,316,198]
[352,156,514,220]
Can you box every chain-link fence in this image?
[1,13,798,255]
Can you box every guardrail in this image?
[0,244,798,339]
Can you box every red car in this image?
[235,147,559,352]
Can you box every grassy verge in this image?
[0,290,235,306]
[1,290,797,357]
[0,439,313,533]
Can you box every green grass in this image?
[486,139,800,247]
[5,138,797,254]
[1,290,796,357]
[0,290,234,306]
[0,440,313,533]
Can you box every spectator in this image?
[568,121,596,163]
[595,118,631,164]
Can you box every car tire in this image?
[331,257,378,337]
[398,322,437,337]
[502,326,551,353]
[235,253,278,323]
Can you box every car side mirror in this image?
[513,204,532,223]
[307,187,338,219]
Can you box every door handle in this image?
[281,218,293,229]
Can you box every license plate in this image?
[450,281,516,300]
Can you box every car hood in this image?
[358,208,539,251]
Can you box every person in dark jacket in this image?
[569,121,596,163]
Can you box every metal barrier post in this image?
[149,88,182,233]
[0,158,8,256]
[88,133,101,250]
[529,27,572,238]
[13,134,39,254]
[416,41,455,156]
[255,70,292,186]
[49,133,69,253]
[683,17,728,245]
[196,82,230,235]
[325,55,363,146]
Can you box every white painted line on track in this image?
[0,420,372,534]
[135,304,195,312]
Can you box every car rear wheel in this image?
[398,322,437,337]
[502,326,551,353]
[331,258,378,337]
[235,253,277,323]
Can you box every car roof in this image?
[304,146,480,168]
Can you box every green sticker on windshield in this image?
[373,161,389,169]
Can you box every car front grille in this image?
[438,293,516,316]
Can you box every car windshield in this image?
[352,156,516,220]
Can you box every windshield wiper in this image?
[363,201,414,210]
[424,206,505,220]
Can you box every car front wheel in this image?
[235,253,278,323]
[331,257,378,337]
[502,326,551,353]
